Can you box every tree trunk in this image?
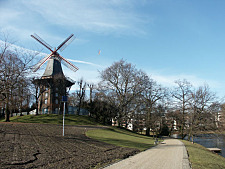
[5,111,10,122]
[146,106,152,136]
[78,102,81,115]
[5,97,10,122]
[191,134,194,144]
[36,107,39,116]
[181,124,184,139]
[146,127,150,136]
[35,87,39,115]
[5,93,10,122]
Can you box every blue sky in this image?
[1,0,225,98]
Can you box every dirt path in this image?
[104,139,191,169]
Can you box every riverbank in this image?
[182,140,225,169]
[171,132,225,158]
[186,133,225,158]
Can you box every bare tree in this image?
[208,102,221,130]
[218,103,225,131]
[172,79,192,139]
[0,36,35,121]
[99,59,149,127]
[17,77,29,116]
[89,93,117,124]
[88,83,94,104]
[68,92,77,107]
[190,84,216,135]
[142,79,167,136]
[77,79,86,115]
[31,77,48,115]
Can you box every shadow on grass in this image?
[65,116,99,125]
[11,115,60,124]
[94,137,154,151]
[108,127,154,140]
[6,114,100,126]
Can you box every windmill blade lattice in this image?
[58,54,79,72]
[57,34,75,52]
[31,33,79,72]
[32,53,53,72]
[31,33,53,52]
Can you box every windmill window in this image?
[55,99,58,104]
[45,99,48,104]
[55,108,58,114]
[45,92,48,98]
[56,88,58,91]
[46,87,48,91]
[55,93,58,97]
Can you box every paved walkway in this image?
[104,139,191,169]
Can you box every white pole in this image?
[63,101,65,136]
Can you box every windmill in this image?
[31,33,78,114]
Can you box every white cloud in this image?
[151,72,221,89]
[0,39,43,56]
[1,0,150,37]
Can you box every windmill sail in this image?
[59,54,79,72]
[32,53,53,72]
[57,34,75,52]
[31,33,79,73]
[31,33,53,52]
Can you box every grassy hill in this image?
[0,114,100,125]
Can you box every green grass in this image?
[0,114,100,126]
[86,127,159,151]
[182,140,225,169]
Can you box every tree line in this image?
[69,60,225,138]
[0,37,37,121]
[0,37,224,138]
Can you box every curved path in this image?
[105,139,191,169]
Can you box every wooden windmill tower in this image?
[31,33,78,114]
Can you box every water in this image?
[171,134,225,157]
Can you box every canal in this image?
[171,134,225,158]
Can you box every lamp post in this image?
[62,96,67,136]
[61,81,73,136]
